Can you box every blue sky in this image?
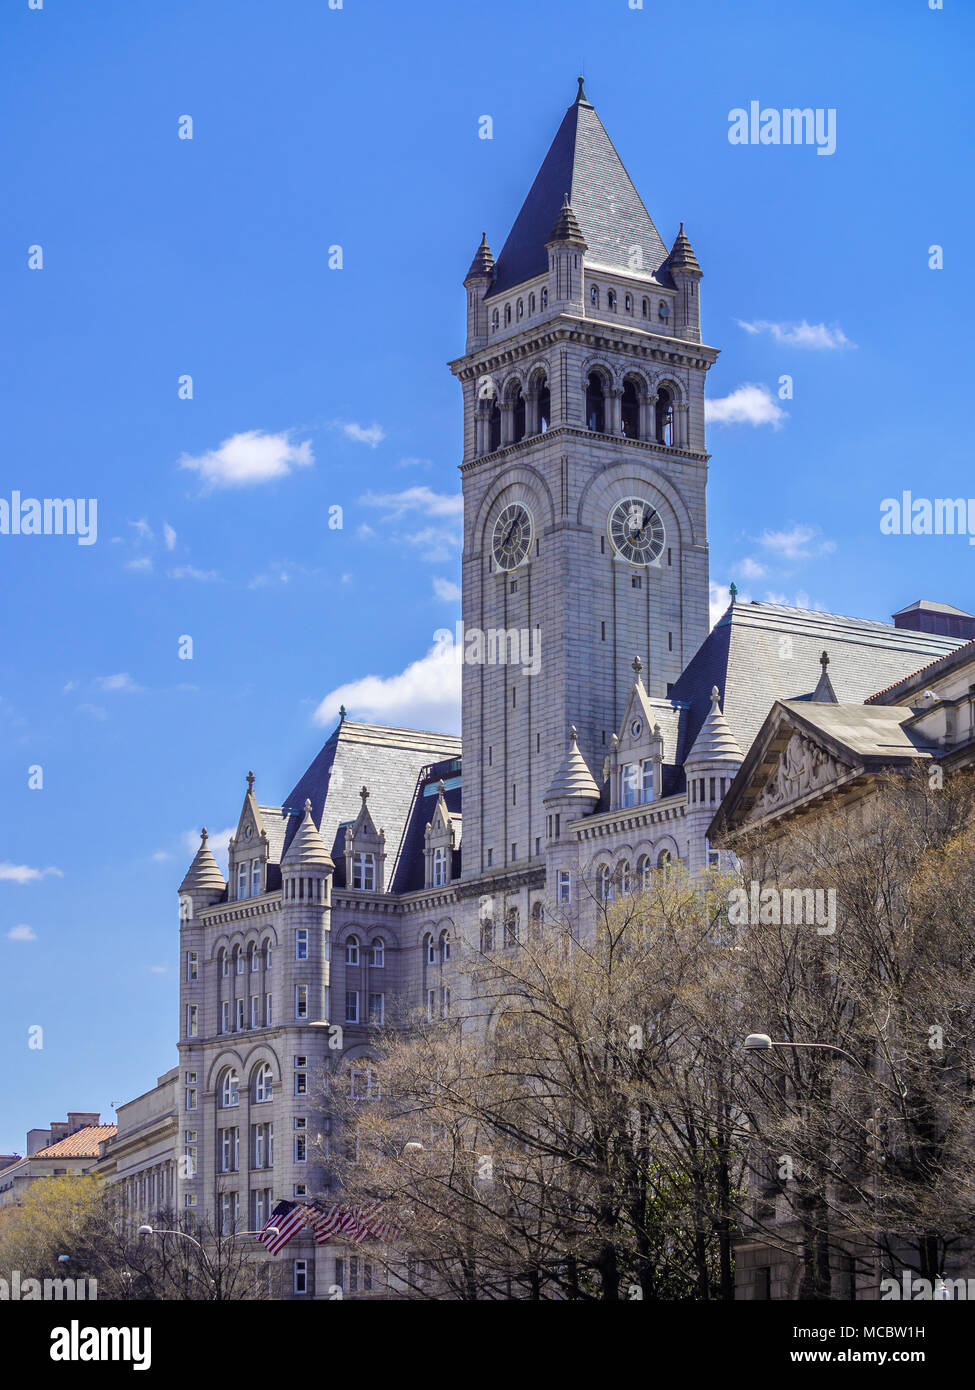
[0,0,970,1152]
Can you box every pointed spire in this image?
[685,687,744,767]
[544,724,600,803]
[632,654,643,679]
[179,827,227,896]
[574,75,590,107]
[667,222,702,275]
[464,232,495,283]
[546,192,587,248]
[811,650,838,704]
[282,798,334,871]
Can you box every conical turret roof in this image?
[282,799,334,870]
[179,829,227,896]
[544,725,600,803]
[685,688,744,766]
[667,222,701,275]
[547,193,587,248]
[464,232,495,282]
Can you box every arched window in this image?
[432,845,447,887]
[220,1069,239,1108]
[262,938,272,971]
[540,287,548,310]
[234,946,243,976]
[618,860,632,896]
[530,901,544,939]
[658,300,670,325]
[253,1063,273,1104]
[607,289,617,311]
[621,379,640,439]
[598,865,613,902]
[219,948,228,978]
[511,385,526,442]
[489,399,502,452]
[440,930,450,963]
[625,293,632,313]
[370,938,385,968]
[249,944,258,973]
[657,848,674,878]
[536,375,551,433]
[641,297,649,318]
[480,917,495,953]
[516,298,524,319]
[346,936,360,966]
[656,388,674,446]
[504,303,511,325]
[491,308,499,331]
[424,933,436,966]
[590,285,599,307]
[637,854,651,891]
[528,292,536,314]
[586,372,606,433]
[504,908,519,947]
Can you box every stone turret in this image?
[683,687,743,871]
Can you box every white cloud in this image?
[763,590,828,612]
[95,673,143,693]
[737,319,854,350]
[77,704,107,720]
[397,456,433,469]
[337,421,386,448]
[129,518,153,541]
[125,557,153,574]
[313,641,461,734]
[163,522,177,551]
[148,964,167,974]
[758,524,835,561]
[249,560,323,589]
[167,565,222,582]
[181,826,235,875]
[360,487,463,520]
[0,863,63,884]
[709,581,751,628]
[706,385,786,428]
[738,556,767,579]
[432,577,462,602]
[7,924,37,942]
[62,681,77,694]
[180,429,313,490]
[152,850,171,862]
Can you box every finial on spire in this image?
[820,650,830,671]
[438,778,446,794]
[632,655,643,675]
[339,704,347,721]
[710,685,721,711]
[569,724,578,743]
[576,75,588,104]
[304,797,312,814]
[729,581,738,603]
[246,770,255,792]
[360,785,369,801]
[201,827,208,844]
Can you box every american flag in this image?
[305,1198,400,1246]
[258,1198,308,1254]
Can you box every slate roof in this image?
[669,600,963,767]
[544,727,600,802]
[684,687,744,765]
[392,758,463,894]
[867,636,975,704]
[487,83,670,298]
[282,721,461,889]
[778,700,938,761]
[178,832,227,896]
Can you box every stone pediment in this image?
[750,730,854,820]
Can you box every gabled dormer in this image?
[423,781,462,888]
[343,786,386,894]
[605,657,665,810]
[227,771,270,901]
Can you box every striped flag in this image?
[304,1198,400,1246]
[259,1198,308,1254]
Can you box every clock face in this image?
[492,503,533,572]
[608,497,665,566]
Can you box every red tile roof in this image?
[28,1125,117,1160]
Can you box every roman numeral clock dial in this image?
[492,503,533,571]
[608,496,665,566]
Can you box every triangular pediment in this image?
[231,776,268,855]
[748,728,856,822]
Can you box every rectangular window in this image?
[364,1262,373,1292]
[432,846,447,887]
[237,863,248,900]
[295,985,308,1020]
[184,1131,197,1178]
[251,947,259,973]
[184,1192,197,1208]
[641,760,654,802]
[251,860,262,896]
[557,870,571,904]
[251,995,259,1028]
[621,763,638,808]
[265,993,272,1027]
[236,998,245,1031]
[294,1070,307,1096]
[186,1005,198,1038]
[220,1127,239,1173]
[253,1124,265,1170]
[220,1000,230,1034]
[294,1260,308,1295]
[334,1258,345,1290]
[352,853,376,891]
[426,988,436,1022]
[295,929,308,961]
[345,990,359,1023]
[186,951,198,981]
[293,1183,307,1199]
[294,1118,307,1163]
[510,842,517,861]
[349,1257,359,1293]
[368,992,385,1024]
[487,848,493,867]
[441,986,450,1018]
[185,1072,197,1111]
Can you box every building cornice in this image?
[449,316,718,381]
[459,423,709,477]
[568,793,687,841]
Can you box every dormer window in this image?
[528,292,535,314]
[516,298,524,319]
[251,860,262,896]
[540,288,548,310]
[504,303,511,325]
[625,293,632,313]
[590,285,599,307]
[352,852,376,891]
[433,845,447,887]
[491,308,499,331]
[237,863,247,900]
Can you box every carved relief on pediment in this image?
[751,731,850,819]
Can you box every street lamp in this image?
[743,1033,868,1076]
[138,1225,278,1245]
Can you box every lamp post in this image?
[137,1225,278,1300]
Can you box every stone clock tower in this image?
[449,80,719,887]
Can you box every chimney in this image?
[892,600,975,640]
[67,1112,100,1133]
[48,1122,69,1144]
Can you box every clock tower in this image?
[449,80,719,886]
